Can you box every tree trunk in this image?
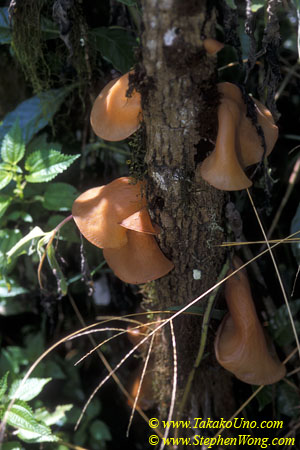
[139,0,235,423]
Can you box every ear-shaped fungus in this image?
[214,257,286,385]
[199,82,278,191]
[72,177,174,284]
[90,71,142,141]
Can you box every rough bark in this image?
[139,0,235,423]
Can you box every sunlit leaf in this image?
[0,170,13,190]
[25,151,80,183]
[0,371,9,401]
[3,400,52,436]
[0,279,28,298]
[6,226,46,260]
[1,120,25,165]
[8,378,52,402]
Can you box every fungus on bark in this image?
[199,82,278,191]
[203,38,224,55]
[214,256,286,385]
[90,71,142,141]
[72,177,174,284]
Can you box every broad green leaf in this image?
[0,7,10,44]
[277,383,299,417]
[46,244,68,296]
[0,88,72,146]
[8,378,51,401]
[0,371,9,400]
[16,429,59,443]
[0,279,28,298]
[224,0,236,8]
[25,150,80,183]
[0,229,22,274]
[90,420,112,441]
[0,347,29,375]
[5,211,33,223]
[0,194,12,218]
[269,299,300,346]
[6,226,46,260]
[251,0,265,12]
[2,442,23,450]
[90,27,137,73]
[0,298,32,316]
[1,120,25,164]
[3,400,52,436]
[43,182,78,211]
[35,404,73,426]
[0,170,13,190]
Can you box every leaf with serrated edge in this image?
[0,195,12,219]
[0,171,13,190]
[25,150,80,183]
[0,371,9,400]
[8,378,51,402]
[1,120,25,165]
[5,400,52,436]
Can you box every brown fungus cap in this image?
[72,177,146,249]
[90,71,142,142]
[103,229,174,284]
[214,256,286,385]
[203,38,224,55]
[120,208,160,234]
[199,82,278,191]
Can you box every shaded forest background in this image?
[0,0,300,449]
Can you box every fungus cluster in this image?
[72,177,174,284]
[214,256,286,385]
[199,82,278,191]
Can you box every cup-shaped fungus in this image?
[214,256,286,385]
[203,38,224,55]
[72,177,174,284]
[72,177,146,249]
[90,71,142,141]
[199,82,278,191]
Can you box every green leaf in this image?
[3,399,52,436]
[1,442,23,450]
[269,299,300,346]
[0,371,9,400]
[0,7,10,44]
[1,120,25,165]
[0,171,13,190]
[17,429,59,443]
[0,229,22,274]
[250,0,265,12]
[26,134,62,154]
[34,404,73,426]
[8,378,51,402]
[90,27,137,73]
[0,88,72,146]
[224,0,237,8]
[43,182,78,211]
[6,226,46,260]
[0,298,32,316]
[46,244,68,296]
[25,150,80,183]
[0,194,12,219]
[90,420,112,441]
[0,279,28,298]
